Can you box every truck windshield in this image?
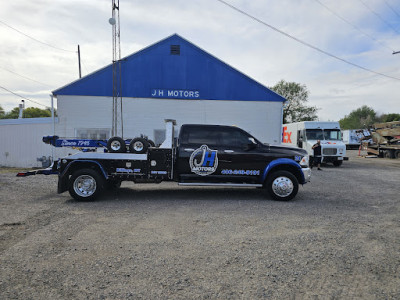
[323,129,341,140]
[305,129,342,140]
[305,129,324,140]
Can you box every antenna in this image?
[110,0,123,137]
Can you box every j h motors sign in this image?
[151,89,200,99]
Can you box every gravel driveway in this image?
[0,150,399,299]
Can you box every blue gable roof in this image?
[53,34,285,102]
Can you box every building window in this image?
[170,45,180,55]
[75,128,110,140]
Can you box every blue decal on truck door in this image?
[189,145,218,176]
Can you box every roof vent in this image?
[170,45,180,55]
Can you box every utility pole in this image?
[78,45,82,78]
[110,0,123,138]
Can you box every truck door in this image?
[176,126,229,182]
[177,125,269,184]
[218,127,270,184]
[297,130,303,148]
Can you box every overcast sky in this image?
[0,0,399,121]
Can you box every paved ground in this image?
[0,150,399,299]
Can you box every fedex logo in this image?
[282,126,292,143]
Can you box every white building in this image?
[0,118,57,168]
[1,34,286,167]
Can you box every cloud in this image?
[0,0,399,121]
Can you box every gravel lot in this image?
[0,150,399,299]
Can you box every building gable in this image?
[53,34,284,102]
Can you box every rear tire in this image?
[69,169,104,201]
[107,137,126,153]
[265,170,299,201]
[384,150,395,159]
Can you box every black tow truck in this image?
[19,120,311,201]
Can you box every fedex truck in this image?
[282,121,348,166]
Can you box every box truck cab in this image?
[282,121,347,166]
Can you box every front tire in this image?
[265,170,299,201]
[69,169,105,201]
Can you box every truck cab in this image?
[175,124,311,200]
[176,124,274,184]
[283,121,347,166]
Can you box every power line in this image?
[215,0,400,81]
[358,0,400,34]
[384,0,400,19]
[0,20,76,53]
[314,0,394,52]
[0,66,52,87]
[0,85,48,107]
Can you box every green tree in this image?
[2,107,20,119]
[378,113,400,123]
[23,107,52,118]
[339,105,377,129]
[270,80,318,123]
[2,106,54,119]
[0,105,4,118]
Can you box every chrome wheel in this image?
[271,176,294,197]
[133,141,144,152]
[73,175,97,197]
[107,137,126,153]
[110,140,122,151]
[129,137,149,154]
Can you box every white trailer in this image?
[342,129,370,149]
[282,121,347,166]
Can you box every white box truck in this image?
[282,121,348,166]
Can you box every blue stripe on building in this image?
[53,34,285,102]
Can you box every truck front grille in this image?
[323,148,337,155]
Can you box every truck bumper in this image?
[323,156,347,162]
[302,167,311,183]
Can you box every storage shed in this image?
[53,34,285,146]
[0,118,57,168]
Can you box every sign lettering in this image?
[282,126,292,143]
[151,89,200,99]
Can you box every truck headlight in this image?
[300,155,309,167]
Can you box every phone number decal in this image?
[221,169,260,176]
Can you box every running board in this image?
[178,182,263,188]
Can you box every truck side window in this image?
[184,127,219,146]
[219,128,251,147]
